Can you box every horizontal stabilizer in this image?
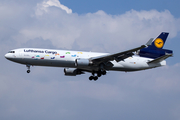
[148,53,173,64]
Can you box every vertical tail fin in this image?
[148,32,169,49]
[139,32,173,59]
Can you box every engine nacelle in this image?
[64,68,83,76]
[75,58,90,67]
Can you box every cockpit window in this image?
[8,51,15,53]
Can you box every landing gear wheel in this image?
[89,76,93,80]
[97,72,102,77]
[102,71,106,75]
[94,76,98,81]
[27,70,30,73]
[26,64,31,73]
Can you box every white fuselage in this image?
[5,48,166,72]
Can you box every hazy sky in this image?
[0,0,180,120]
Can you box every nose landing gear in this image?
[26,65,31,73]
[27,70,30,73]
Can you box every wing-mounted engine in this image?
[64,68,84,76]
[75,58,91,67]
[104,62,114,69]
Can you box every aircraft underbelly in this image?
[11,58,76,67]
[109,59,153,71]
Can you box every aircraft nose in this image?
[5,53,11,59]
[5,53,8,58]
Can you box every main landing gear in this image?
[26,64,31,73]
[89,70,107,81]
[89,76,98,81]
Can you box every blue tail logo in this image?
[149,32,168,49]
[139,32,173,59]
[154,38,164,48]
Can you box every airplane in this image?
[5,32,173,81]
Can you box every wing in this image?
[89,38,154,66]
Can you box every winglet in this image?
[136,38,153,54]
[146,38,154,46]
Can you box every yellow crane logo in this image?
[154,38,164,48]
